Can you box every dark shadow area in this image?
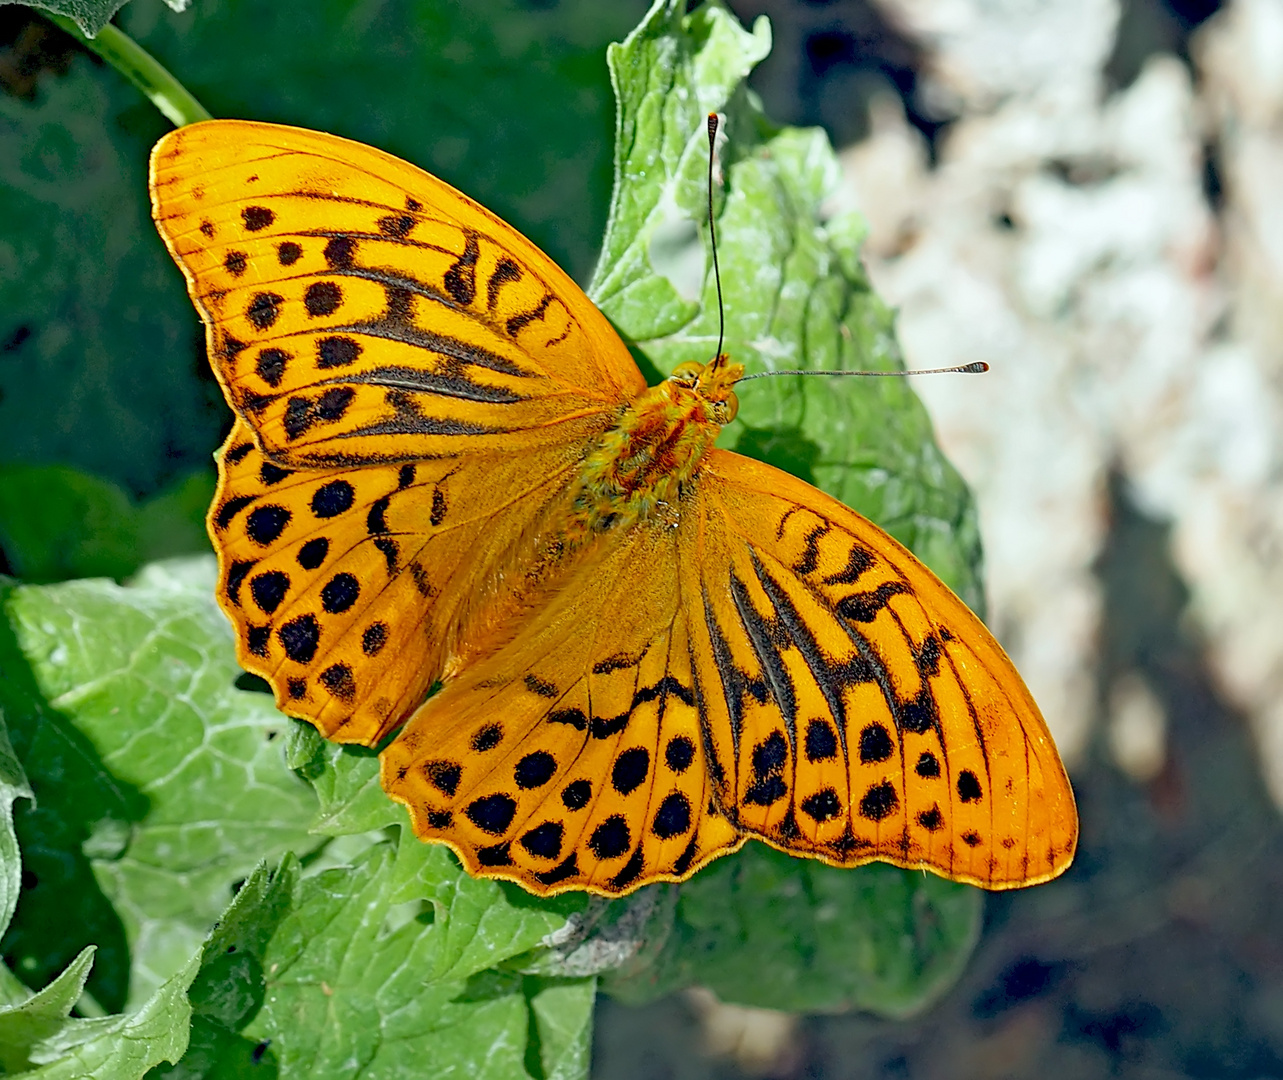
[727,0,956,157]
[1105,0,1224,92]
[0,582,146,1013]
[0,7,88,100]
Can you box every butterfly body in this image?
[150,120,1077,896]
[567,355,743,540]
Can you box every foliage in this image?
[0,1,984,1075]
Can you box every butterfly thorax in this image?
[564,355,744,541]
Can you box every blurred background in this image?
[4,0,1283,1075]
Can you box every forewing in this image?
[685,450,1078,889]
[212,418,592,745]
[150,120,644,468]
[381,520,743,896]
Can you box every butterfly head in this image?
[667,353,744,426]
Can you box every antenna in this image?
[707,113,725,362]
[739,362,990,381]
[703,113,988,384]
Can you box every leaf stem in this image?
[46,14,212,127]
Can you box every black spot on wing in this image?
[611,748,649,795]
[297,537,329,570]
[836,582,909,623]
[561,779,591,810]
[486,257,521,309]
[247,291,283,330]
[442,232,479,306]
[465,793,516,835]
[424,760,461,796]
[801,787,843,822]
[304,281,342,317]
[361,622,388,656]
[215,494,255,531]
[858,722,895,764]
[958,770,983,803]
[665,736,695,774]
[804,719,838,763]
[324,236,357,269]
[317,336,360,369]
[588,815,630,860]
[242,206,274,231]
[250,571,289,614]
[858,781,899,822]
[793,523,829,575]
[471,724,503,752]
[652,793,692,839]
[278,614,319,664]
[254,348,288,388]
[822,543,875,585]
[515,751,557,789]
[520,821,563,859]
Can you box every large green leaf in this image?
[0,558,317,1010]
[592,0,983,608]
[182,842,591,1079]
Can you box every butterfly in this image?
[149,119,1077,896]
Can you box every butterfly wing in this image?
[381,514,745,895]
[688,449,1077,888]
[152,120,646,744]
[211,418,600,743]
[382,449,1076,894]
[150,120,644,468]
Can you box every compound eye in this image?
[711,393,738,425]
[669,361,703,386]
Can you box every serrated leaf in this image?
[591,0,983,609]
[21,947,199,1079]
[0,557,316,1009]
[305,742,403,837]
[229,834,589,1079]
[0,945,94,1072]
[575,1,986,1013]
[527,977,596,1080]
[603,842,981,1017]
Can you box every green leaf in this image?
[0,710,34,947]
[0,946,94,1072]
[305,740,404,838]
[0,465,213,583]
[222,835,590,1079]
[17,947,199,1079]
[577,0,986,1012]
[592,0,983,609]
[0,557,317,1010]
[18,0,186,40]
[603,843,982,1017]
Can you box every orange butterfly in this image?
[149,119,1077,896]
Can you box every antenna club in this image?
[707,113,719,141]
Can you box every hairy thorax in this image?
[565,355,744,539]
